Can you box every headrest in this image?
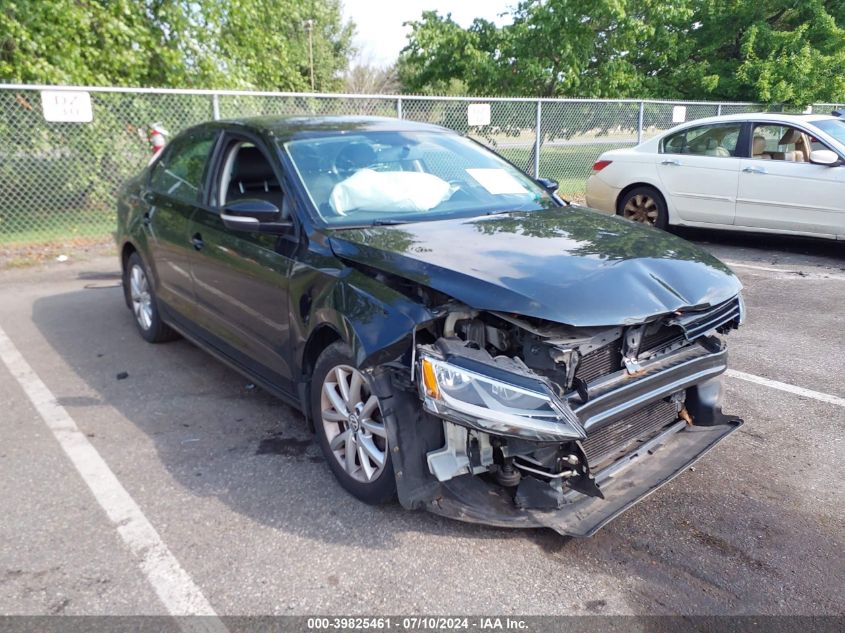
[752,136,767,154]
[778,128,802,145]
[232,146,276,183]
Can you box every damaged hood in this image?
[327,206,742,326]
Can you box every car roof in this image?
[669,112,841,128]
[196,115,453,142]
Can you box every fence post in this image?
[397,97,403,119]
[534,100,542,177]
[717,103,722,116]
[212,93,220,120]
[637,101,644,145]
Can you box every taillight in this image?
[592,159,612,171]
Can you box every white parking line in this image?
[724,261,845,281]
[726,369,845,408]
[0,325,227,632]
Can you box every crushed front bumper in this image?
[372,342,741,538]
[423,419,741,537]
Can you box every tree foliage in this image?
[399,0,845,106]
[0,0,354,91]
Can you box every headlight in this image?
[418,354,585,442]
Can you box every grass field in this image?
[0,207,115,247]
[496,141,634,198]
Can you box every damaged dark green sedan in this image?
[116,115,744,537]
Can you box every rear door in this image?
[735,122,845,237]
[188,133,298,392]
[656,122,744,225]
[143,129,218,321]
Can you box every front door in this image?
[656,122,744,225]
[735,123,845,237]
[189,136,297,391]
[143,129,218,320]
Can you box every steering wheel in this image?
[332,143,377,178]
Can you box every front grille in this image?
[581,399,679,467]
[576,343,622,383]
[641,324,685,353]
[673,296,741,340]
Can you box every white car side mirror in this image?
[809,149,841,166]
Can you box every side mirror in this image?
[535,177,559,194]
[221,198,292,233]
[809,149,841,166]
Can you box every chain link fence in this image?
[0,83,840,251]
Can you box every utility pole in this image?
[304,19,315,91]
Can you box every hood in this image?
[327,206,742,327]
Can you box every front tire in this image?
[124,252,178,343]
[618,186,668,229]
[311,342,395,505]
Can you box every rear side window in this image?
[150,131,217,204]
[661,123,742,157]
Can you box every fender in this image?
[307,268,435,370]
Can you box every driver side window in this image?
[751,124,813,162]
[218,141,290,219]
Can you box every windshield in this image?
[813,119,845,148]
[283,131,556,227]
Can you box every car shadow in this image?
[30,283,530,551]
[673,226,845,264]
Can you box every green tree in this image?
[0,0,354,91]
[398,0,845,106]
[0,0,186,86]
[211,0,354,91]
[638,1,845,105]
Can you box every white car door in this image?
[735,123,845,237]
[656,122,743,225]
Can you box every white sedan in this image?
[585,113,845,240]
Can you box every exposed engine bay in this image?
[386,294,744,534]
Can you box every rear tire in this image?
[124,252,179,343]
[311,342,395,505]
[617,186,668,229]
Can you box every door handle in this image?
[743,166,767,174]
[191,233,204,250]
[661,159,681,166]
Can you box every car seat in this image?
[228,146,283,207]
[752,136,772,160]
[704,138,730,157]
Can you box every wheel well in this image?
[301,325,342,381]
[616,182,666,214]
[121,242,137,273]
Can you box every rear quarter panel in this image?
[589,149,665,215]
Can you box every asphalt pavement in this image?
[0,228,843,617]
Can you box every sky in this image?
[341,0,514,67]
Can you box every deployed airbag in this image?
[329,169,453,215]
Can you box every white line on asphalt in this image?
[0,325,227,633]
[726,369,845,408]
[724,261,845,281]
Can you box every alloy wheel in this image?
[320,365,388,483]
[622,194,659,225]
[129,264,153,331]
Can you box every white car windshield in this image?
[283,131,555,226]
[813,119,845,149]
